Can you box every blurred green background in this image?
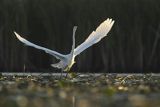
[0,0,160,73]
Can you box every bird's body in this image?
[51,54,75,71]
[14,18,114,72]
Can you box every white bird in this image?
[14,18,114,72]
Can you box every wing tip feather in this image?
[14,31,24,41]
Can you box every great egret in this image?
[14,18,114,72]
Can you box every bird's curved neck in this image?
[63,26,77,72]
[70,26,77,55]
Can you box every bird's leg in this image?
[65,71,69,78]
[65,70,77,79]
[60,69,63,79]
[38,72,45,77]
[65,68,71,79]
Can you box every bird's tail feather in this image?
[51,63,61,69]
[50,60,65,69]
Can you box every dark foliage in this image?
[0,0,160,72]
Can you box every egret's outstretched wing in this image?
[14,32,66,60]
[74,18,114,56]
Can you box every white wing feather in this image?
[14,32,66,60]
[74,18,114,56]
